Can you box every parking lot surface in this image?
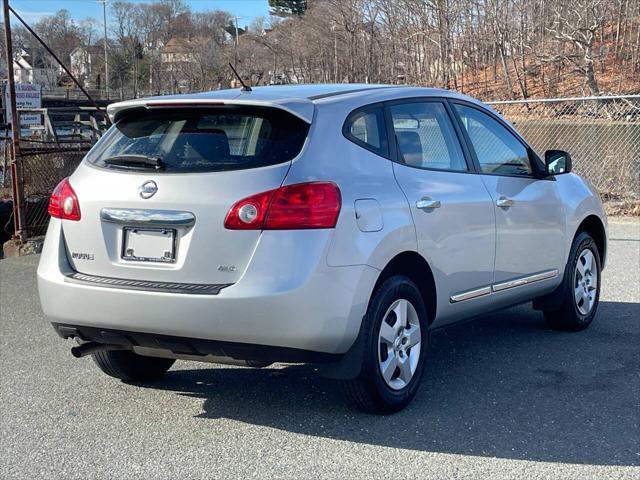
[1,220,639,479]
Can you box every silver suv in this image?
[37,84,607,413]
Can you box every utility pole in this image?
[2,0,25,242]
[98,0,109,99]
[233,16,243,68]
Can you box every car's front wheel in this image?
[343,276,428,414]
[544,231,601,331]
[93,349,175,381]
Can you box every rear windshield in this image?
[87,106,310,173]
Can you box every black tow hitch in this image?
[70,342,123,358]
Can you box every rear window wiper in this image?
[102,154,165,170]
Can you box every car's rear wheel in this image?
[93,349,175,381]
[343,276,428,414]
[544,231,601,331]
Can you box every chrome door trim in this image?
[492,269,559,292]
[100,208,196,227]
[450,286,491,303]
[449,269,559,303]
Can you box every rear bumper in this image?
[52,323,340,363]
[37,219,379,355]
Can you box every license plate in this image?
[122,227,176,263]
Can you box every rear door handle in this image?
[496,196,514,208]
[416,197,441,210]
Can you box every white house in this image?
[70,45,105,89]
[13,49,59,88]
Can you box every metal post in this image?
[3,0,26,242]
[99,0,109,100]
[233,16,243,69]
[234,16,239,67]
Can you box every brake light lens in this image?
[265,182,341,229]
[224,182,341,230]
[48,177,81,221]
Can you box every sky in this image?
[11,0,272,27]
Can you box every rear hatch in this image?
[61,105,310,285]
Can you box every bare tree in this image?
[546,0,607,95]
[7,0,638,100]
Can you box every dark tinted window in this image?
[390,102,467,171]
[454,104,532,176]
[344,107,388,156]
[87,107,309,173]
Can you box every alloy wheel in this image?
[377,299,422,390]
[574,248,598,316]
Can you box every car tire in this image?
[93,349,175,381]
[343,276,428,414]
[544,231,601,331]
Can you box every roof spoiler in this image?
[107,97,315,124]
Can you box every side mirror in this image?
[545,150,572,175]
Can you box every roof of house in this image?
[14,53,49,70]
[14,57,32,70]
[162,36,208,54]
[107,83,480,123]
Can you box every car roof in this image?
[106,84,483,124]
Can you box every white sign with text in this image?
[4,83,43,127]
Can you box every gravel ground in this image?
[1,220,638,479]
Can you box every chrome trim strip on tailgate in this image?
[65,272,231,295]
[492,269,559,292]
[450,286,491,303]
[101,208,196,227]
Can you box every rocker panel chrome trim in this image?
[450,286,491,303]
[492,269,559,292]
[449,269,559,303]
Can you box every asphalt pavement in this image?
[1,220,638,479]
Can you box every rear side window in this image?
[343,106,388,157]
[389,101,467,171]
[87,106,310,173]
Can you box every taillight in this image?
[265,182,341,229]
[223,189,274,230]
[224,182,341,230]
[48,177,81,221]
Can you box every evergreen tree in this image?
[268,0,307,17]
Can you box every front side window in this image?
[344,107,388,156]
[389,101,467,171]
[87,106,309,173]
[454,104,532,176]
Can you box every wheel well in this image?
[373,252,437,324]
[576,215,607,267]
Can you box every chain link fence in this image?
[20,140,92,236]
[488,95,640,215]
[1,140,91,242]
